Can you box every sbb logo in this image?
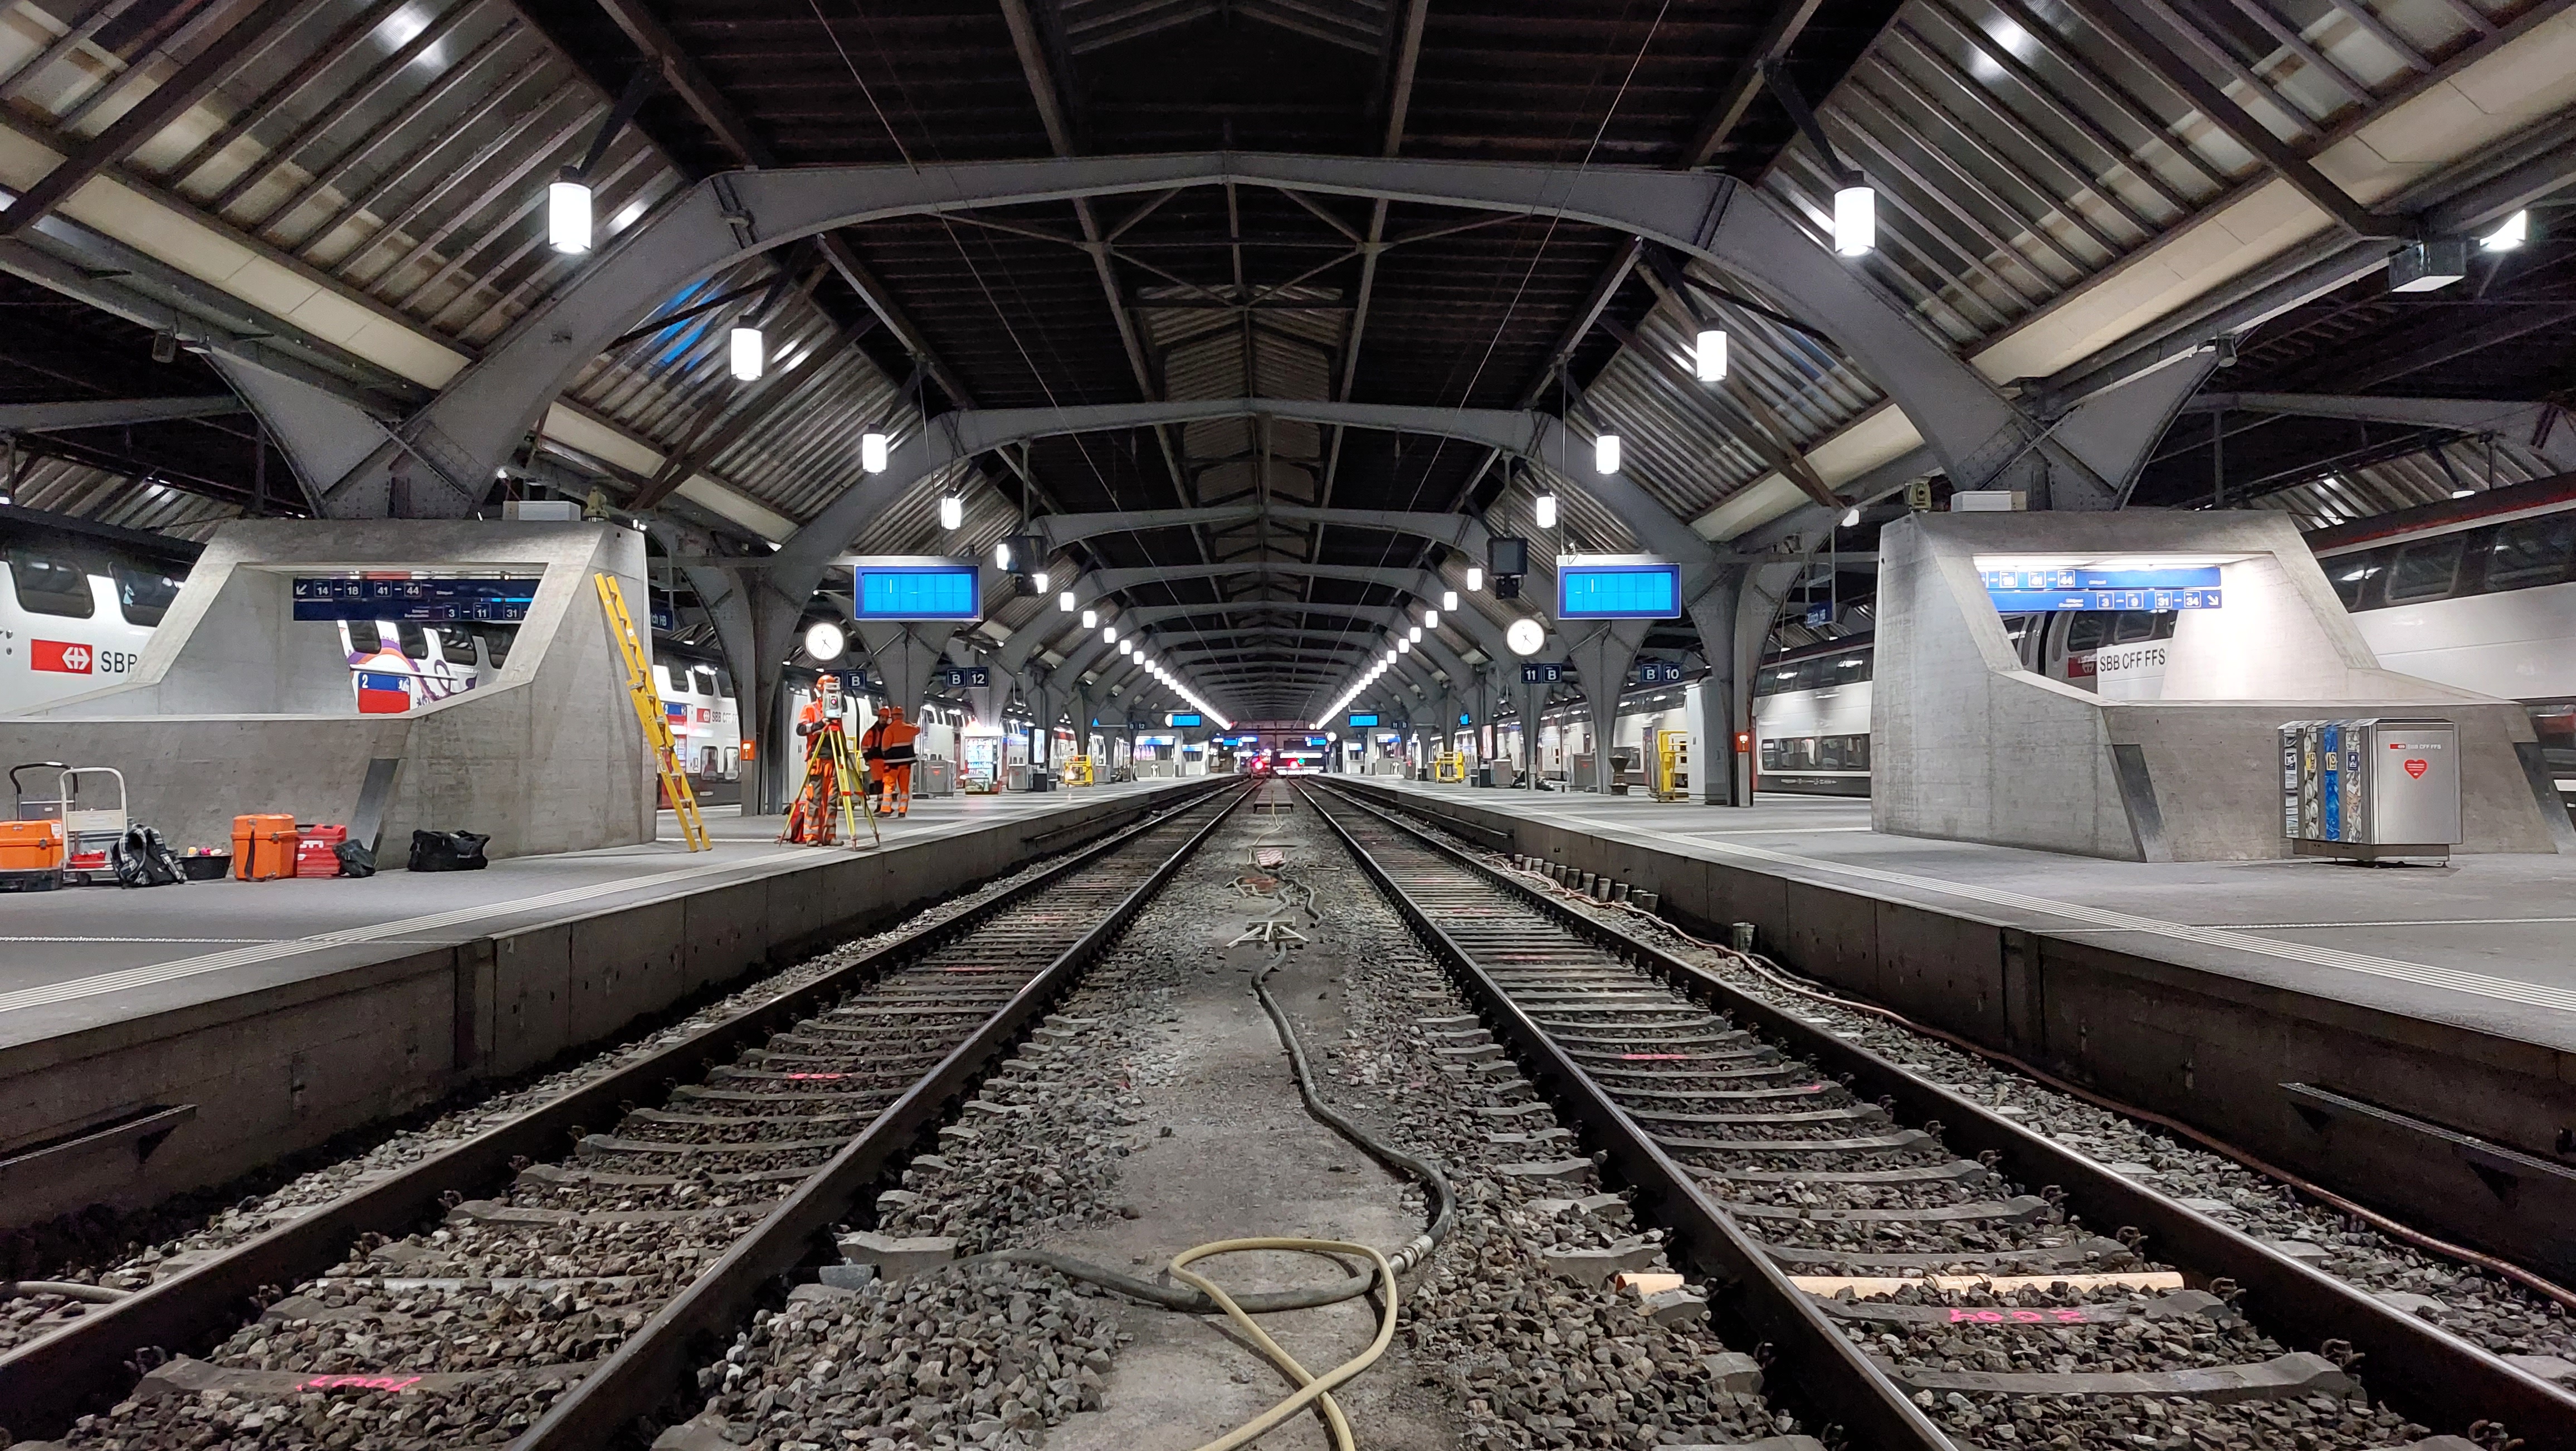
[33,640,91,674]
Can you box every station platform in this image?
[0,778,1219,1228]
[1342,779,2576,1053]
[1330,775,2576,1274]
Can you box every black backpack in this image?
[111,825,186,888]
[408,829,491,871]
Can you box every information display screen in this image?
[1348,713,1380,727]
[293,574,537,623]
[1167,712,1203,727]
[853,563,980,621]
[1558,560,1682,619]
[1981,565,2221,612]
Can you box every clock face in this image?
[1506,618,1545,656]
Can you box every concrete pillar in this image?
[1566,622,1646,793]
[856,622,956,719]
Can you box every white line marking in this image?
[2057,918,2576,932]
[0,849,814,1017]
[1687,838,2576,1015]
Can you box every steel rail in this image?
[510,781,1255,1447]
[1313,782,2576,1451]
[0,779,1236,1441]
[1298,781,1959,1451]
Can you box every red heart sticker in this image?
[2404,758,2429,780]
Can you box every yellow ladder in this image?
[594,572,711,851]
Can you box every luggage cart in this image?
[10,764,129,886]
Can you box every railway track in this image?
[0,781,1245,1449]
[1303,781,2576,1451]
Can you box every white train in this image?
[1,513,743,797]
[1755,480,2576,805]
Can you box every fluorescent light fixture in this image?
[1082,608,1098,629]
[1534,493,1559,529]
[728,325,764,381]
[939,495,963,529]
[1506,618,1545,656]
[803,620,846,660]
[547,179,592,254]
[1841,507,1861,527]
[861,432,890,473]
[1593,434,1620,475]
[2479,210,2528,251]
[1832,185,1876,256]
[1695,328,1728,382]
[1058,590,1077,612]
[1466,567,1484,592]
[2451,488,2475,499]
[1441,590,1458,611]
[2388,238,2467,293]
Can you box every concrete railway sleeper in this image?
[1302,782,2576,1451]
[0,781,1247,1447]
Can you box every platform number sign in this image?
[938,665,992,689]
[1519,663,1567,684]
[1633,660,1684,685]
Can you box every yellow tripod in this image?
[783,719,880,849]
[595,572,710,851]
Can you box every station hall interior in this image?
[4,0,2576,1448]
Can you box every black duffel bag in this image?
[408,829,491,872]
[334,839,378,878]
[110,825,187,888]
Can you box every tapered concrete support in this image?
[1564,622,1648,792]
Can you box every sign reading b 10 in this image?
[1634,661,1684,685]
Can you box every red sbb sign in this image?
[32,639,91,674]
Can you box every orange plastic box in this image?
[0,819,65,874]
[232,814,298,881]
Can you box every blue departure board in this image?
[1981,565,2221,613]
[853,562,981,620]
[293,575,536,623]
[1558,561,1682,619]
[1348,713,1380,727]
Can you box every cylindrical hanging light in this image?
[1102,627,1117,643]
[1841,507,1861,527]
[1408,626,1422,642]
[728,326,764,382]
[1534,493,1559,529]
[1059,590,1077,612]
[992,541,1013,569]
[939,495,963,530]
[1466,567,1484,592]
[547,178,592,254]
[1120,640,1133,656]
[1833,185,1876,256]
[1594,434,1621,475]
[1032,571,1050,593]
[1423,610,1439,629]
[861,432,890,473]
[1695,328,1728,382]
[1442,590,1458,611]
[1082,609,1098,629]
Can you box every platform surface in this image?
[0,781,1198,1053]
[1349,778,2576,1053]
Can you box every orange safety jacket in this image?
[863,716,921,765]
[797,698,842,739]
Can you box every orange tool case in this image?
[0,819,65,874]
[232,814,299,881]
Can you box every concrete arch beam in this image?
[327,153,2083,520]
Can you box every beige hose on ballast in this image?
[1167,1236,1401,1451]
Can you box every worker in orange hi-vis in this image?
[780,674,849,844]
[862,703,925,817]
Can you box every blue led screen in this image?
[1168,713,1203,727]
[1348,713,1380,727]
[855,566,980,621]
[1558,563,1682,619]
[1980,565,2222,613]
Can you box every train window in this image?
[477,624,516,666]
[2153,612,2178,641]
[1759,739,1784,769]
[2329,552,2383,610]
[433,626,477,660]
[347,619,384,654]
[1829,654,1870,685]
[2112,612,2158,644]
[395,622,430,659]
[2485,515,2576,591]
[9,551,95,618]
[2387,536,2464,602]
[1818,736,1847,770]
[113,565,184,626]
[2064,613,2107,653]
[693,667,719,695]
